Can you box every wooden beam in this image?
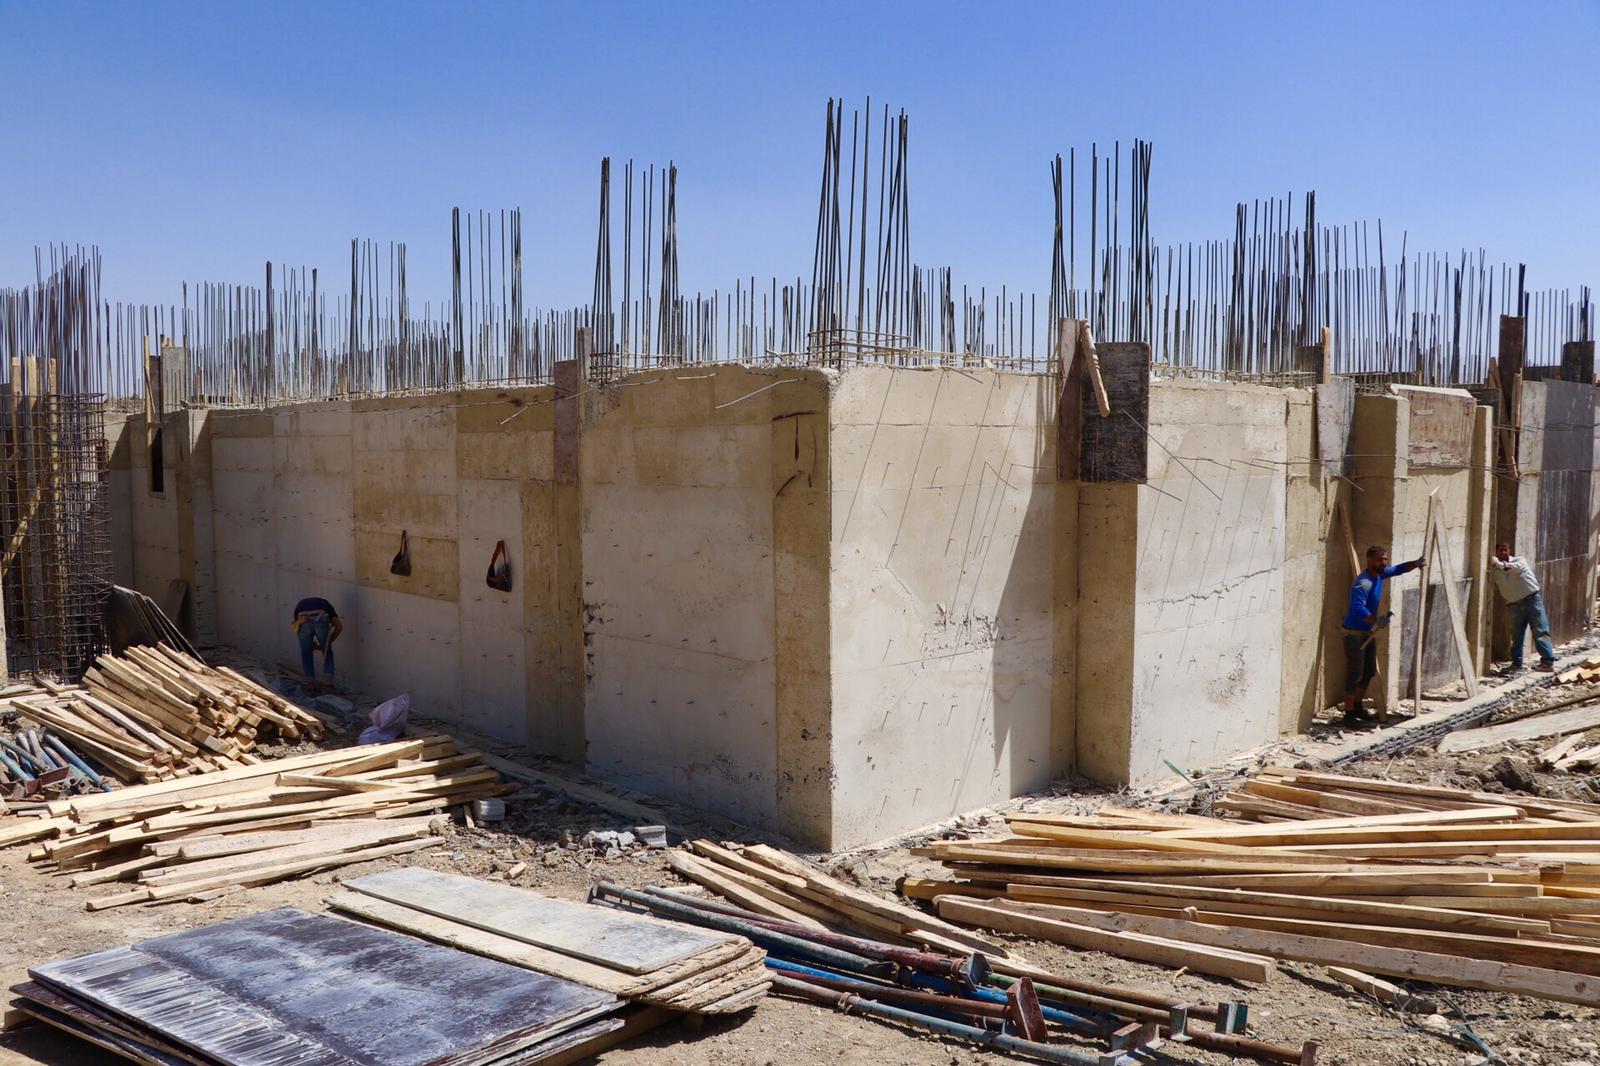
[937,896,1600,1007]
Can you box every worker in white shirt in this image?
[1489,542,1556,673]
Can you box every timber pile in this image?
[0,643,325,784]
[665,838,1010,958]
[0,736,512,907]
[331,867,768,1014]
[904,767,1600,1008]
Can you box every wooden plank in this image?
[477,752,687,837]
[1151,804,1520,841]
[939,896,1600,1007]
[1325,966,1437,1013]
[935,897,1274,982]
[328,892,647,994]
[667,851,831,930]
[1002,880,1547,935]
[1438,704,1600,753]
[345,866,724,974]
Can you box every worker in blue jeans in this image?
[292,596,343,690]
[1489,542,1556,673]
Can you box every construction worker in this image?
[292,596,343,690]
[1339,545,1426,723]
[1489,541,1556,674]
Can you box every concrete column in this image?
[549,356,587,764]
[772,376,833,846]
[1050,318,1080,777]
[1465,405,1495,672]
[1074,343,1149,784]
[173,409,217,644]
[1348,394,1407,713]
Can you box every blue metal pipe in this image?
[23,731,60,770]
[770,973,1128,1066]
[0,737,42,775]
[0,747,31,782]
[904,971,1112,1035]
[42,733,111,791]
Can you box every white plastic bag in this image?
[358,694,411,745]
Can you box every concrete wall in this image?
[826,366,1061,844]
[128,389,559,749]
[105,357,1524,848]
[1126,380,1288,783]
[579,369,801,827]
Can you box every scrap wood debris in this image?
[0,735,514,907]
[1556,656,1600,684]
[901,766,1600,1010]
[0,643,325,785]
[330,867,768,1014]
[615,839,1314,1065]
[7,906,667,1066]
[1539,731,1600,772]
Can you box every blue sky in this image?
[3,1,1596,310]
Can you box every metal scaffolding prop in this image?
[0,247,113,679]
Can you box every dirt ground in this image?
[4,652,1600,1066]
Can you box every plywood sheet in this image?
[1397,579,1474,693]
[1392,385,1475,468]
[345,867,723,974]
[30,907,616,1066]
[1081,342,1149,483]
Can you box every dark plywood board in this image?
[1081,342,1149,483]
[1314,378,1355,468]
[30,907,616,1066]
[1499,316,1526,400]
[1393,386,1475,468]
[1535,381,1596,644]
[1397,579,1475,694]
[1562,341,1596,384]
[345,868,722,975]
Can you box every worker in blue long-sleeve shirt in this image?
[1339,545,1426,724]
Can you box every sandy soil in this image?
[4,656,1600,1066]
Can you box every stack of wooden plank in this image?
[8,906,664,1066]
[0,736,513,907]
[332,868,769,1014]
[666,839,1010,958]
[1540,732,1600,772]
[903,767,1600,1007]
[1,643,325,784]
[1557,656,1600,684]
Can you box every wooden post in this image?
[1077,322,1111,417]
[1413,491,1439,712]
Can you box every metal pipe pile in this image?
[591,838,1319,1065]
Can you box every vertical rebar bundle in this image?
[0,246,112,679]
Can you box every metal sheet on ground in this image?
[29,907,617,1066]
[345,867,722,974]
